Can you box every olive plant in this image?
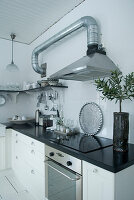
[95,70,134,112]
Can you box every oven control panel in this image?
[45,145,82,175]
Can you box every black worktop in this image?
[5,122,134,173]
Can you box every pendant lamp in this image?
[6,34,19,71]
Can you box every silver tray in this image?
[79,102,103,135]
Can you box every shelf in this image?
[0,85,68,103]
[0,85,68,93]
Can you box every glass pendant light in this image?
[6,34,19,71]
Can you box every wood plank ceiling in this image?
[0,0,84,44]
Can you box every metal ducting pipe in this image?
[31,16,99,76]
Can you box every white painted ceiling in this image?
[0,0,84,44]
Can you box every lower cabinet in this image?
[11,130,45,200]
[0,136,5,170]
[83,161,134,200]
[0,129,12,170]
[83,161,114,200]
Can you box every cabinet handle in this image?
[16,156,18,159]
[31,142,35,146]
[16,134,18,137]
[31,170,35,174]
[16,140,18,143]
[93,169,98,173]
[31,150,35,155]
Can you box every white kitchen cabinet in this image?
[0,136,5,170]
[5,129,12,169]
[0,129,13,171]
[83,161,114,200]
[11,130,45,200]
[83,161,134,200]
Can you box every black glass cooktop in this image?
[47,132,113,153]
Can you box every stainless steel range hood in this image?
[50,53,118,81]
[32,16,119,80]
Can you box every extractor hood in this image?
[50,53,118,81]
[31,16,119,80]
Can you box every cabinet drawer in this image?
[26,165,45,200]
[13,154,45,200]
[12,130,44,154]
[12,138,44,175]
[84,162,114,180]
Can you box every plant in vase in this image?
[95,70,134,152]
[56,117,64,131]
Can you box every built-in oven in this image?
[45,145,82,200]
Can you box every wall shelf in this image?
[0,85,68,103]
[0,85,68,93]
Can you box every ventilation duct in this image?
[31,16,119,80]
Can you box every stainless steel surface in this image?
[79,102,103,135]
[35,109,40,124]
[50,53,119,81]
[45,145,82,200]
[45,160,81,181]
[45,145,81,174]
[31,16,98,76]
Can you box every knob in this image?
[31,170,35,174]
[49,152,54,157]
[93,168,98,173]
[67,161,72,166]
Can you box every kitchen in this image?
[0,0,134,200]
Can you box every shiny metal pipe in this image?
[31,16,98,76]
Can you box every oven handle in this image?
[44,160,81,181]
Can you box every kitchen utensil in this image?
[44,92,49,110]
[49,90,57,111]
[79,102,103,135]
[36,93,43,107]
[35,109,41,125]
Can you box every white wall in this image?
[29,0,134,142]
[0,0,134,143]
[0,39,36,122]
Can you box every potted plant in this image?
[56,117,64,131]
[95,70,134,152]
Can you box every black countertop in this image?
[5,123,134,173]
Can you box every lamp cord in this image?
[11,37,14,64]
[11,33,15,64]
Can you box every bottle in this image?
[35,109,40,125]
[39,116,43,126]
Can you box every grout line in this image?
[5,176,18,194]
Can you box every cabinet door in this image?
[5,129,12,168]
[11,130,45,200]
[0,137,5,170]
[83,161,115,200]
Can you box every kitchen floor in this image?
[0,169,35,200]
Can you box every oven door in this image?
[45,158,82,200]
